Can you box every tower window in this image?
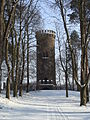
[42,52,48,59]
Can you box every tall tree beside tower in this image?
[53,0,90,106]
[0,0,4,93]
[78,0,90,105]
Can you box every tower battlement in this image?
[36,30,55,38]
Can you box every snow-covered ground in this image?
[0,90,90,120]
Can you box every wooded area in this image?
[0,0,90,106]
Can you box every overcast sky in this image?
[38,1,58,31]
[38,0,80,58]
[38,0,80,34]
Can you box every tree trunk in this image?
[26,26,30,93]
[19,38,25,96]
[65,43,68,97]
[72,53,75,91]
[13,30,17,97]
[80,87,86,106]
[5,38,10,99]
[79,0,87,106]
[86,86,89,102]
[14,1,22,96]
[0,0,4,93]
[59,71,61,89]
[86,48,89,102]
[72,54,74,91]
[11,29,15,96]
[65,71,68,97]
[14,42,20,97]
[18,60,21,95]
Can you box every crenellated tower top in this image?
[36,30,55,38]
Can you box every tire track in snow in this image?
[46,98,70,120]
[50,105,69,120]
[57,105,70,120]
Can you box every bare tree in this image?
[56,27,68,97]
[0,0,18,98]
[14,0,42,95]
[26,25,30,93]
[0,0,4,93]
[5,0,18,99]
[53,0,90,106]
[19,32,26,96]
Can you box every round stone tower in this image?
[36,30,56,90]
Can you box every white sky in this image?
[38,0,80,33]
[38,1,57,30]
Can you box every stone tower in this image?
[36,30,56,90]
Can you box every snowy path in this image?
[46,104,69,120]
[0,90,90,120]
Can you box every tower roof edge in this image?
[36,30,55,35]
